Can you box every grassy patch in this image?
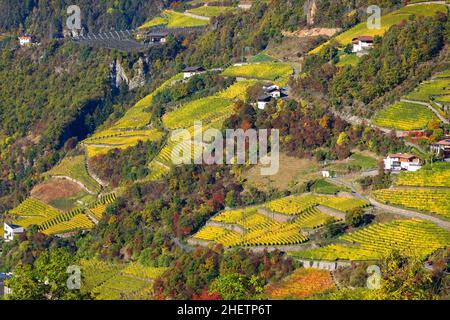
[336,54,360,67]
[244,154,320,192]
[45,155,101,194]
[311,179,349,195]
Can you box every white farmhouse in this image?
[322,170,331,178]
[352,36,374,53]
[182,66,205,80]
[430,138,450,161]
[257,95,272,110]
[18,35,33,46]
[384,153,422,172]
[148,31,169,44]
[263,84,281,98]
[3,223,24,242]
[238,1,253,10]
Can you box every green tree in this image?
[209,273,263,300]
[380,251,436,300]
[5,264,44,300]
[345,208,364,227]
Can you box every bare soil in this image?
[31,178,83,203]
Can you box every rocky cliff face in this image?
[110,57,147,90]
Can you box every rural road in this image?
[183,12,211,21]
[328,177,450,230]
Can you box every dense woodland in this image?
[0,0,178,36]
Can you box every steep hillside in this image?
[0,42,112,210]
[0,0,177,36]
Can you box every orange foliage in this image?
[266,268,335,299]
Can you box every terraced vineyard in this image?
[217,79,259,100]
[85,130,164,158]
[139,10,209,29]
[435,70,450,79]
[290,220,450,261]
[264,195,369,216]
[45,156,101,194]
[9,193,117,234]
[40,213,94,235]
[222,62,293,85]
[372,101,436,131]
[87,193,117,221]
[147,80,254,180]
[310,4,447,54]
[187,6,236,17]
[80,259,124,292]
[83,74,183,159]
[372,188,450,219]
[9,198,61,219]
[91,274,153,300]
[405,78,450,103]
[192,205,341,247]
[396,163,450,188]
[163,96,233,130]
[80,259,162,300]
[266,268,335,299]
[121,263,168,279]
[293,207,339,229]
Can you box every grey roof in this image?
[183,66,205,72]
[5,223,22,229]
[257,95,272,102]
[148,31,169,37]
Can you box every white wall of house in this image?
[257,101,268,110]
[4,223,24,242]
[322,171,331,178]
[269,90,281,98]
[19,37,32,46]
[353,41,373,53]
[183,71,202,80]
[384,156,422,172]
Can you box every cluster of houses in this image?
[257,84,287,109]
[382,137,450,172]
[180,64,287,109]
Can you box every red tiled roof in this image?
[352,36,374,43]
[436,139,450,146]
[388,153,417,159]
